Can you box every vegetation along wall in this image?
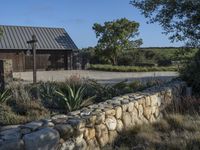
[0,81,186,150]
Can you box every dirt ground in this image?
[13,70,178,84]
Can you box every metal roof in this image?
[0,25,78,51]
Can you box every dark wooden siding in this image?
[0,50,73,72]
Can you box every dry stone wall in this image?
[0,81,186,150]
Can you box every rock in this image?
[0,139,24,150]
[150,95,159,106]
[121,99,129,104]
[84,128,96,141]
[122,112,132,128]
[134,101,139,109]
[0,128,21,140]
[80,109,92,116]
[108,130,118,144]
[23,128,59,150]
[149,115,156,123]
[121,104,128,112]
[87,138,100,150]
[95,124,109,147]
[74,134,87,150]
[67,118,85,129]
[52,115,68,124]
[22,121,43,131]
[0,125,20,132]
[116,120,124,132]
[151,106,157,114]
[112,97,123,101]
[88,104,99,109]
[138,105,144,119]
[115,106,122,119]
[20,128,31,135]
[104,109,115,116]
[105,116,117,131]
[154,107,160,118]
[60,140,75,150]
[52,114,68,120]
[143,107,152,120]
[43,121,54,128]
[95,112,105,125]
[145,96,151,106]
[110,100,121,106]
[68,110,81,116]
[127,102,134,112]
[82,115,96,127]
[54,124,73,140]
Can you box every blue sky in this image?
[0,0,183,48]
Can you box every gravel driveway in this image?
[13,70,178,84]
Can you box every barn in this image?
[0,25,79,72]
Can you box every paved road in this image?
[13,70,179,84]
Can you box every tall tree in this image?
[93,18,143,65]
[131,0,200,47]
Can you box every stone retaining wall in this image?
[0,81,186,150]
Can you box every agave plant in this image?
[39,82,57,100]
[56,84,93,112]
[0,89,12,104]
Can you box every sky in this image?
[0,0,183,48]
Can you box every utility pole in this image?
[27,35,38,84]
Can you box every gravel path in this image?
[13,70,179,84]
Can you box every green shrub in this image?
[89,64,178,72]
[0,89,11,104]
[180,49,200,93]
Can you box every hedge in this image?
[88,64,178,72]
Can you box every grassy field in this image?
[89,64,178,72]
[104,114,200,150]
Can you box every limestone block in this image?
[22,121,43,131]
[116,120,124,132]
[60,140,75,150]
[121,104,128,112]
[127,102,134,112]
[84,128,96,141]
[115,106,122,119]
[86,138,100,150]
[108,130,118,144]
[138,105,144,119]
[23,128,59,150]
[0,139,24,150]
[134,101,139,109]
[145,96,151,106]
[143,107,152,120]
[95,124,109,147]
[74,135,87,150]
[105,116,117,131]
[122,112,132,128]
[104,109,116,116]
[95,112,105,125]
[54,124,74,140]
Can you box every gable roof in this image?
[0,25,78,51]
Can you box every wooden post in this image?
[33,40,37,83]
[27,35,38,84]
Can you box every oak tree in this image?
[93,18,143,65]
[131,0,200,47]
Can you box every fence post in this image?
[0,59,13,91]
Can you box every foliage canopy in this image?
[93,18,143,65]
[131,0,200,47]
